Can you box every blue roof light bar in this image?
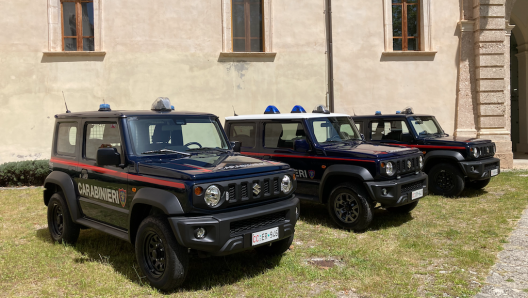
[264,105,280,114]
[291,105,306,113]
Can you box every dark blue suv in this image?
[352,108,501,197]
[43,98,299,291]
[225,105,428,231]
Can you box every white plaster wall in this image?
[332,0,460,135]
[0,0,326,163]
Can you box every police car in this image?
[225,105,428,231]
[352,108,501,197]
[43,98,299,291]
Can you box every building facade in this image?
[0,0,525,168]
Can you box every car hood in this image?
[136,153,288,180]
[423,136,492,146]
[322,142,421,159]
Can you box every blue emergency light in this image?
[375,111,382,115]
[291,105,306,113]
[171,105,175,110]
[396,111,401,114]
[264,105,280,114]
[99,104,111,111]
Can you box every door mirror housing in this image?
[293,139,310,153]
[230,141,241,152]
[96,148,121,166]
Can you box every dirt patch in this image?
[307,258,344,270]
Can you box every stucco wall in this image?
[0,0,327,163]
[332,0,460,135]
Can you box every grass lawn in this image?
[1,171,527,297]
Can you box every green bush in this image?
[0,160,50,187]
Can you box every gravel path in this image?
[475,208,528,297]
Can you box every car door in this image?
[75,120,129,229]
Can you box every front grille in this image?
[394,156,421,175]
[401,180,424,193]
[264,180,269,195]
[474,144,495,159]
[274,178,279,193]
[485,162,499,171]
[229,185,236,202]
[230,211,287,236]
[241,182,248,198]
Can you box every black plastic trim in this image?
[319,164,374,199]
[364,172,428,207]
[44,171,81,221]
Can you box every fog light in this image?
[195,227,206,239]
[381,188,387,196]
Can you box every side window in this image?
[354,121,363,135]
[84,123,122,160]
[371,120,410,141]
[264,122,306,149]
[229,123,256,148]
[56,122,77,155]
[370,121,383,140]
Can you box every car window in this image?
[354,121,363,134]
[84,123,122,160]
[264,122,306,149]
[56,122,77,155]
[370,120,410,141]
[229,123,256,148]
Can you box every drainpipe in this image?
[325,0,335,112]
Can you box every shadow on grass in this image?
[299,201,414,232]
[36,227,282,293]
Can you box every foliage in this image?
[0,160,50,187]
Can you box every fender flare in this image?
[319,164,374,199]
[43,171,82,222]
[424,150,465,172]
[129,188,185,216]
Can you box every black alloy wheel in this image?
[334,193,360,223]
[47,192,80,244]
[428,163,465,197]
[326,183,373,231]
[144,231,167,278]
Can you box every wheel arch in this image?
[128,188,185,244]
[424,151,465,173]
[319,164,373,204]
[43,171,81,222]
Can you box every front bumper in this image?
[459,157,501,180]
[364,172,428,207]
[168,195,299,256]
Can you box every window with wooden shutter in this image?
[61,0,94,51]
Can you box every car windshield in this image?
[127,116,229,156]
[308,117,362,145]
[408,116,446,137]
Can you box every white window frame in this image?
[221,0,274,55]
[46,0,103,53]
[382,0,434,53]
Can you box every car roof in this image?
[55,110,216,119]
[352,114,433,119]
[225,113,351,121]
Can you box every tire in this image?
[467,178,491,190]
[326,183,373,231]
[135,216,189,291]
[254,234,294,256]
[428,163,465,197]
[386,201,419,214]
[47,192,80,245]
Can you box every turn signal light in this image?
[194,186,203,196]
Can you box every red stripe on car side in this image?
[240,152,376,163]
[50,157,185,189]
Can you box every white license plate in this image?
[252,227,279,246]
[491,169,499,176]
[411,189,423,200]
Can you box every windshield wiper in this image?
[140,149,191,156]
[186,147,230,153]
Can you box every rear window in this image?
[229,123,256,148]
[264,122,306,149]
[56,122,77,155]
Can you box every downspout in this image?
[325,0,335,112]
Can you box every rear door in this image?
[75,120,129,229]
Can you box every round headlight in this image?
[386,161,395,176]
[419,156,423,169]
[204,185,221,207]
[472,148,480,158]
[281,175,293,193]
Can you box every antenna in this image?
[62,91,71,113]
[103,98,106,104]
[232,105,238,116]
[351,107,356,116]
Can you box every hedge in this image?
[0,160,50,187]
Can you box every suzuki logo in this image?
[407,160,412,169]
[253,183,261,196]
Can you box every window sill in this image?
[219,52,276,58]
[42,51,106,57]
[382,51,437,57]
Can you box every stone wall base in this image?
[495,140,514,169]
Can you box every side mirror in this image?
[293,139,310,153]
[96,148,121,166]
[230,141,241,152]
[360,133,366,141]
